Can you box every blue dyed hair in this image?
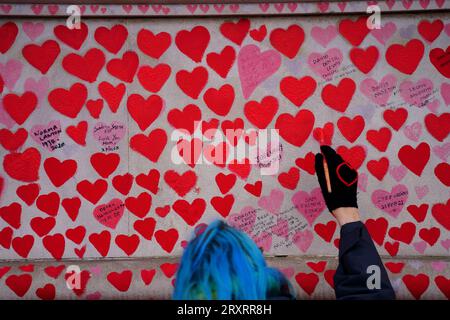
[173,220,295,300]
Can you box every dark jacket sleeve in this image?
[334,221,396,300]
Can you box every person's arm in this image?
[314,146,395,300]
[332,207,395,300]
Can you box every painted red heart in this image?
[164,170,197,197]
[3,147,41,182]
[36,192,60,216]
[321,78,356,113]
[98,82,125,113]
[435,163,450,187]
[228,158,251,180]
[365,217,388,246]
[35,283,55,300]
[206,45,235,78]
[133,217,156,240]
[3,92,37,125]
[383,108,408,131]
[244,181,262,197]
[336,145,366,170]
[127,94,163,131]
[337,115,365,143]
[203,84,234,116]
[65,226,86,245]
[54,22,88,50]
[424,113,450,142]
[43,233,65,260]
[115,235,140,256]
[339,17,370,46]
[89,230,111,257]
[130,129,167,163]
[137,28,171,59]
[295,152,316,175]
[176,66,208,99]
[349,46,378,74]
[12,235,34,258]
[112,173,133,196]
[278,167,300,190]
[270,24,304,59]
[155,228,178,253]
[276,109,314,147]
[402,274,429,299]
[106,51,139,83]
[432,199,450,231]
[48,83,87,118]
[220,18,250,45]
[244,96,278,129]
[295,272,319,296]
[61,197,81,222]
[419,227,440,246]
[175,26,210,63]
[172,198,206,226]
[136,169,160,194]
[418,19,443,42]
[22,40,60,74]
[62,48,105,83]
[388,222,416,244]
[90,152,120,179]
[280,76,316,107]
[66,121,87,146]
[167,104,201,135]
[215,173,236,194]
[137,64,171,93]
[76,179,107,204]
[44,157,77,187]
[0,22,18,54]
[314,221,336,243]
[141,269,156,286]
[366,127,391,152]
[210,194,235,218]
[435,276,450,299]
[16,183,40,206]
[367,157,389,181]
[125,192,152,218]
[429,46,450,78]
[386,39,424,75]
[94,24,128,54]
[398,142,430,176]
[30,217,55,237]
[5,274,32,297]
[0,202,21,229]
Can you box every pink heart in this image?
[24,77,49,108]
[48,5,59,15]
[427,99,440,113]
[0,5,12,13]
[361,74,397,106]
[403,121,422,141]
[287,3,298,12]
[89,265,102,276]
[228,206,257,234]
[445,23,450,37]
[280,267,295,278]
[238,44,281,99]
[317,2,329,12]
[310,25,338,48]
[31,4,43,15]
[386,0,396,9]
[441,83,450,105]
[400,78,433,108]
[274,3,284,12]
[371,184,408,218]
[252,232,272,252]
[162,6,170,14]
[31,120,62,152]
[371,22,397,45]
[229,4,239,13]
[93,199,125,229]
[79,5,86,15]
[413,241,427,254]
[122,5,132,13]
[186,4,197,13]
[151,5,162,13]
[259,3,270,12]
[93,121,126,149]
[0,59,23,91]
[308,48,343,81]
[415,185,429,199]
[137,5,149,13]
[389,165,407,182]
[22,22,44,41]
[433,142,450,161]
[431,261,447,272]
[258,189,284,215]
[337,2,347,11]
[357,172,368,192]
[441,239,450,251]
[419,0,430,8]
[199,4,209,13]
[402,0,413,9]
[90,5,99,13]
[213,4,225,12]
[271,219,289,239]
[292,187,326,226]
[436,0,445,8]
[293,229,314,253]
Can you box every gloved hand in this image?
[314,145,358,213]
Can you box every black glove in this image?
[314,145,358,213]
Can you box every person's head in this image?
[173,220,295,300]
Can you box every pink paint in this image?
[89,265,102,276]
[361,74,397,106]
[426,99,440,113]
[0,101,15,128]
[280,267,295,278]
[47,5,59,15]
[0,5,12,13]
[238,44,281,99]
[31,4,43,15]
[419,0,430,9]
[258,189,284,215]
[31,120,62,152]
[86,291,102,300]
[259,3,270,12]
[431,261,447,272]
[292,187,326,226]
[441,83,450,105]
[414,185,429,199]
[93,199,125,229]
[228,206,257,234]
[310,25,338,48]
[386,0,396,9]
[403,121,422,141]
[93,121,126,149]
[413,241,427,254]
[0,59,23,91]
[441,239,450,251]
[371,22,397,45]
[371,184,408,218]
[229,4,239,13]
[271,219,289,239]
[433,142,450,162]
[213,4,225,13]
[293,229,314,253]
[357,172,368,192]
[22,22,45,41]
[252,232,272,252]
[400,79,433,108]
[389,165,407,182]
[308,48,343,81]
